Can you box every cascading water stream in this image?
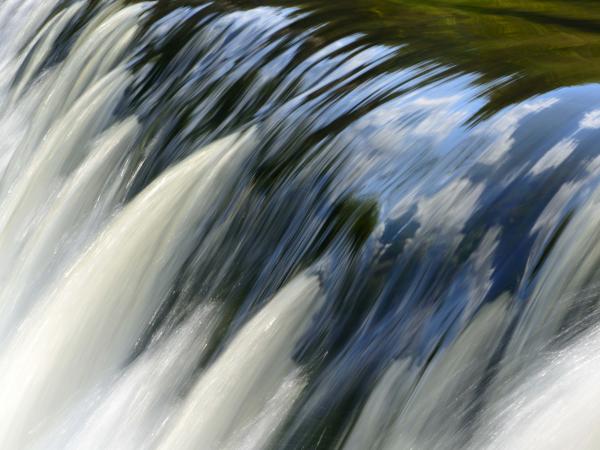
[1,1,600,449]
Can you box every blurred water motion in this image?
[0,0,599,448]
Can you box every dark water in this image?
[5,0,600,448]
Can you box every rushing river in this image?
[0,1,600,448]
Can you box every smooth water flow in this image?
[1,1,600,449]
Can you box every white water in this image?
[0,3,323,448]
[468,184,600,450]
[0,118,140,340]
[0,122,260,445]
[345,298,513,450]
[348,178,600,450]
[473,325,600,450]
[160,274,321,450]
[58,303,223,450]
[2,1,600,450]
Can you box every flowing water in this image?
[1,1,600,449]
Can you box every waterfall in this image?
[160,274,320,450]
[1,1,600,449]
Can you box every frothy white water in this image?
[0,129,254,448]
[0,67,132,286]
[159,273,321,450]
[345,298,512,450]
[466,184,600,450]
[349,181,600,450]
[0,0,150,350]
[54,303,223,450]
[11,2,85,100]
[221,369,308,450]
[0,1,327,449]
[344,359,417,450]
[0,118,140,340]
[0,1,144,188]
[505,186,600,363]
[472,325,600,450]
[0,3,327,448]
[0,0,62,66]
